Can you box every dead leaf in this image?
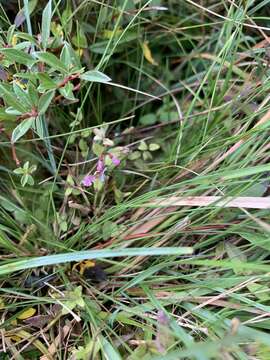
[17,307,36,320]
[142,41,158,66]
[146,196,270,209]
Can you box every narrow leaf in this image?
[33,116,45,139]
[0,247,193,275]
[37,73,57,91]
[11,117,34,143]
[80,70,111,83]
[0,84,27,112]
[0,48,35,66]
[41,0,52,49]
[34,52,68,73]
[142,41,158,66]
[146,196,270,209]
[38,90,55,114]
[12,82,32,109]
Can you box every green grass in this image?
[1,0,270,359]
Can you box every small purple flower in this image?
[82,175,95,187]
[111,156,121,166]
[97,159,105,172]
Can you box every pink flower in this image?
[82,175,95,187]
[111,156,120,166]
[97,159,105,172]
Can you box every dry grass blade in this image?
[146,196,270,209]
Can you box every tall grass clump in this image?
[0,0,270,359]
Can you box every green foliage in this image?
[13,161,37,186]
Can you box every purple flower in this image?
[97,159,105,172]
[111,156,120,166]
[82,175,95,187]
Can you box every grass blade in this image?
[0,247,193,275]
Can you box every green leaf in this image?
[27,175,34,186]
[240,182,268,197]
[239,232,270,251]
[79,138,88,151]
[0,247,193,275]
[41,0,52,49]
[128,151,141,160]
[66,175,74,186]
[225,242,247,275]
[139,113,156,125]
[11,117,34,143]
[61,5,72,33]
[27,83,39,106]
[37,73,57,91]
[38,90,55,114]
[34,52,68,73]
[38,114,56,172]
[0,48,35,67]
[65,187,73,197]
[99,337,122,360]
[159,111,178,123]
[12,82,32,110]
[60,43,81,70]
[142,150,152,161]
[138,141,148,151]
[21,174,29,187]
[92,142,104,157]
[23,161,30,170]
[247,283,270,301]
[80,70,111,83]
[149,143,160,151]
[33,116,45,139]
[113,187,124,204]
[5,107,22,116]
[0,84,27,112]
[72,27,88,48]
[102,221,119,241]
[13,168,24,175]
[61,286,85,315]
[59,82,75,100]
[15,32,37,44]
[7,25,15,46]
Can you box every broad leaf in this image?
[80,70,111,83]
[139,113,156,125]
[41,0,52,49]
[138,141,148,151]
[11,117,34,143]
[149,143,160,151]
